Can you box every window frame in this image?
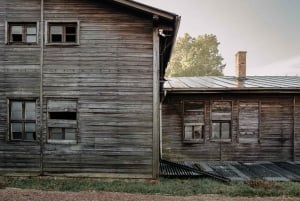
[5,21,39,45]
[45,21,80,46]
[182,100,205,144]
[211,120,232,142]
[238,100,260,143]
[8,99,37,142]
[46,99,78,144]
[210,100,233,143]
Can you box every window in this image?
[211,101,232,142]
[47,100,78,144]
[183,101,204,143]
[47,22,79,44]
[212,121,231,141]
[7,22,37,44]
[9,100,36,141]
[239,101,259,143]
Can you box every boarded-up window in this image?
[239,101,259,142]
[47,100,78,144]
[212,101,232,120]
[9,100,36,141]
[183,101,204,143]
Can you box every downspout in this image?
[293,95,296,162]
[39,0,44,176]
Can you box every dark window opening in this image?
[66,35,76,42]
[12,34,22,42]
[66,26,76,34]
[49,112,77,120]
[51,34,62,42]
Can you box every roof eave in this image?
[164,88,300,94]
[111,0,177,21]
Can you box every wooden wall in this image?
[162,93,296,162]
[42,0,154,177]
[0,0,157,178]
[0,0,41,174]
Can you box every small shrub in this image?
[0,181,5,189]
[246,180,282,190]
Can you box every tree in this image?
[166,33,225,77]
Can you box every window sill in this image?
[46,43,79,46]
[210,139,232,143]
[5,43,39,46]
[239,138,258,143]
[183,139,204,144]
[47,139,77,145]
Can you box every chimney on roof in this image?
[235,51,247,79]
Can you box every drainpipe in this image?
[293,95,296,162]
[39,0,44,176]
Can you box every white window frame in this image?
[45,20,80,46]
[5,21,39,45]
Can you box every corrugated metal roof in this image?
[164,76,300,92]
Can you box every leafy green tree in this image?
[166,33,225,77]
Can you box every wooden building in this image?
[162,52,300,162]
[0,0,180,179]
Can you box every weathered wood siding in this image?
[162,94,295,162]
[42,0,154,177]
[0,0,157,178]
[0,0,41,173]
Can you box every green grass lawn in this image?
[1,177,300,197]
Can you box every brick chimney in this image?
[235,51,247,79]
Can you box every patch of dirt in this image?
[0,189,299,201]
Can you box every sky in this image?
[138,0,300,76]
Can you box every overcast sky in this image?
[138,0,300,76]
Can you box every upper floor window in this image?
[7,22,37,44]
[46,22,79,45]
[9,100,36,141]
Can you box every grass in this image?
[1,176,300,197]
